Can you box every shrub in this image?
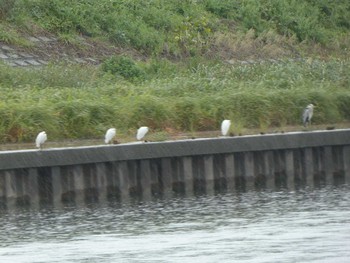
[0,0,15,19]
[128,96,172,129]
[203,0,237,18]
[101,56,145,81]
[174,99,201,131]
[337,94,350,120]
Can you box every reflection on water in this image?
[1,185,350,262]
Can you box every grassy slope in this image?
[0,0,349,143]
[2,0,350,58]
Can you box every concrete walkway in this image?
[1,35,306,67]
[0,36,98,67]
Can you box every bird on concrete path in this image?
[36,131,47,150]
[137,126,149,141]
[302,104,314,127]
[221,119,231,136]
[105,128,116,144]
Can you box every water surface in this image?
[1,185,349,262]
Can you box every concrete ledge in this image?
[1,129,350,170]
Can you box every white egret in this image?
[137,126,149,141]
[35,131,47,149]
[105,128,116,144]
[302,104,314,127]
[221,119,231,136]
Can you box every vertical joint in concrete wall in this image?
[253,152,265,191]
[37,167,53,205]
[285,150,295,190]
[140,159,152,200]
[324,146,334,185]
[51,166,62,206]
[182,156,193,196]
[312,147,325,187]
[213,154,226,192]
[60,166,76,203]
[150,159,162,196]
[0,171,5,208]
[192,156,206,194]
[204,155,214,195]
[264,151,275,190]
[96,163,108,203]
[234,153,245,191]
[171,158,182,194]
[13,169,26,206]
[293,149,303,189]
[243,152,255,191]
[273,150,287,189]
[161,158,172,196]
[343,146,350,184]
[105,162,118,199]
[127,160,139,198]
[82,164,98,203]
[333,146,346,185]
[73,166,85,206]
[27,168,39,207]
[116,161,129,201]
[225,154,235,192]
[5,170,17,207]
[304,148,314,189]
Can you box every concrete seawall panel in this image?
[0,129,349,207]
[1,129,349,170]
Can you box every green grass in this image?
[0,0,349,143]
[0,59,349,143]
[1,0,349,56]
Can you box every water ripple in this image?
[1,185,350,262]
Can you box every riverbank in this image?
[0,1,349,144]
[1,59,350,144]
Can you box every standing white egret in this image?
[35,131,47,150]
[137,126,149,141]
[302,104,314,127]
[105,128,116,144]
[221,120,231,136]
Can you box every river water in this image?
[0,184,349,263]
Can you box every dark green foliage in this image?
[129,97,171,130]
[4,0,348,55]
[336,94,350,121]
[101,56,145,81]
[0,0,15,19]
[203,0,238,18]
[174,99,201,131]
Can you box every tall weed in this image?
[0,59,349,142]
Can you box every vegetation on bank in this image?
[0,59,349,143]
[0,0,349,143]
[1,0,350,58]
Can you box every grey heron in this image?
[302,104,314,127]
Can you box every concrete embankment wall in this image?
[0,129,349,207]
